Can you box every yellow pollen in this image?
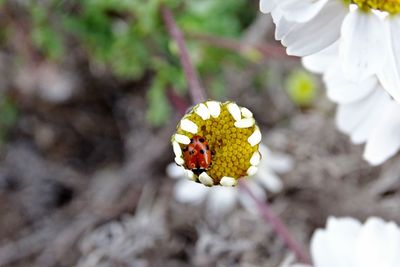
[351,0,400,14]
[172,101,260,186]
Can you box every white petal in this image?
[220,176,237,187]
[248,126,262,146]
[335,89,388,135]
[254,167,283,193]
[238,180,266,214]
[234,118,255,128]
[355,217,400,267]
[185,170,196,181]
[173,179,208,204]
[199,172,214,186]
[174,156,184,166]
[227,102,242,121]
[282,2,346,56]
[311,217,361,267]
[349,99,386,145]
[206,101,221,118]
[259,0,276,13]
[302,41,339,73]
[206,186,237,216]
[280,0,330,23]
[174,134,191,145]
[166,163,185,179]
[180,119,198,134]
[195,103,210,120]
[258,144,294,173]
[324,64,378,104]
[247,166,258,176]
[266,153,293,174]
[377,17,400,103]
[240,107,253,118]
[339,10,388,81]
[250,151,261,166]
[172,141,182,157]
[364,100,400,165]
[272,10,296,41]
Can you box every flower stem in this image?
[161,6,206,105]
[239,180,311,264]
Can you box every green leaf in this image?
[146,75,172,126]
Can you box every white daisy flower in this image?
[167,144,293,216]
[290,216,400,267]
[260,0,400,102]
[171,101,262,187]
[303,42,400,165]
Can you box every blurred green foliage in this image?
[14,0,256,126]
[285,69,318,108]
[0,96,18,144]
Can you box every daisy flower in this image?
[167,144,293,216]
[303,42,400,165]
[260,0,400,102]
[290,216,400,267]
[171,101,262,187]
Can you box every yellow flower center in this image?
[172,101,261,187]
[351,0,400,14]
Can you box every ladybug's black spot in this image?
[190,138,194,143]
[183,147,188,152]
[200,149,205,154]
[199,138,205,143]
[189,151,194,155]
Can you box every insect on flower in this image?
[183,135,212,176]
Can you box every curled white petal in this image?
[227,102,242,121]
[247,166,258,176]
[220,176,237,187]
[240,107,253,118]
[199,172,214,186]
[195,103,210,120]
[248,126,262,146]
[250,151,261,166]
[172,141,182,157]
[174,157,184,166]
[180,119,198,134]
[174,134,191,145]
[206,101,221,118]
[234,118,255,128]
[185,170,196,181]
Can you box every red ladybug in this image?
[183,135,212,175]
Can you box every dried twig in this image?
[188,33,293,60]
[239,180,311,264]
